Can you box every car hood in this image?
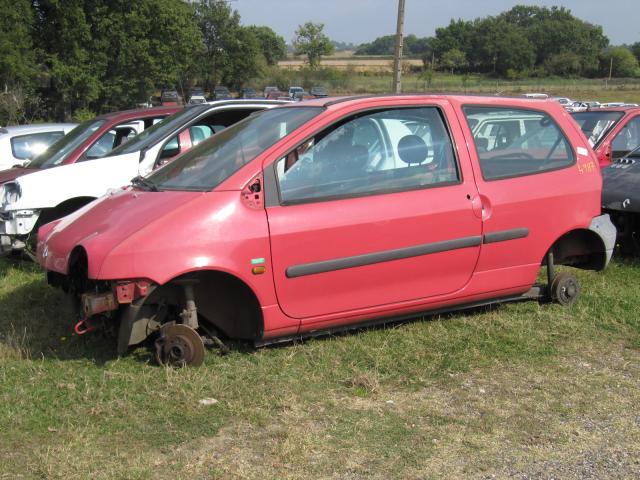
[601,160,640,212]
[4,152,140,210]
[39,187,205,277]
[0,167,36,185]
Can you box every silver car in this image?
[0,123,76,171]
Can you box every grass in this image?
[1,255,640,479]
[292,70,640,103]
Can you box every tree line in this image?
[0,0,291,124]
[356,5,640,79]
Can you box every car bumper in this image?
[0,209,40,253]
[589,214,616,268]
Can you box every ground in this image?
[1,257,639,479]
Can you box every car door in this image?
[265,103,482,322]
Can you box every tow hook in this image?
[74,318,97,335]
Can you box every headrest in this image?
[398,135,429,164]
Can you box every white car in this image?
[0,123,76,171]
[0,100,286,255]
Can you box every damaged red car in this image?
[37,95,615,366]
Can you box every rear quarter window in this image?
[463,106,575,181]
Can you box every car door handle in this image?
[470,194,492,221]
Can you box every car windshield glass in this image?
[108,107,200,156]
[571,111,624,147]
[149,107,322,191]
[27,120,105,168]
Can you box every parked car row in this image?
[0,94,616,367]
[0,100,287,256]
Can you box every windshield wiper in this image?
[131,175,159,192]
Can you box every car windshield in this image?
[108,107,202,156]
[27,120,105,169]
[571,111,624,147]
[148,106,322,191]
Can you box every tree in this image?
[600,47,640,78]
[293,22,334,69]
[441,49,468,74]
[194,0,261,89]
[246,26,287,66]
[629,42,640,63]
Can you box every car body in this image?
[0,107,180,189]
[188,88,207,105]
[160,89,183,106]
[0,123,76,171]
[310,86,328,98]
[288,86,304,98]
[239,88,257,99]
[213,86,232,100]
[571,106,640,167]
[36,95,614,365]
[522,93,549,99]
[0,101,285,255]
[601,153,640,253]
[292,90,314,102]
[263,86,279,98]
[266,89,285,100]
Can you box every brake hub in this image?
[155,323,205,367]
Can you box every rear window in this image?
[10,131,65,160]
[464,107,575,181]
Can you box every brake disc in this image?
[155,323,205,367]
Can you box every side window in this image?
[276,107,459,204]
[611,117,640,159]
[84,130,116,159]
[10,131,65,160]
[464,107,574,181]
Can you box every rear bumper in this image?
[588,214,616,268]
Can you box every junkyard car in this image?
[37,95,615,366]
[601,146,640,253]
[0,107,180,188]
[572,106,640,167]
[0,101,282,255]
[0,123,76,171]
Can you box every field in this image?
[1,254,640,479]
[273,55,640,104]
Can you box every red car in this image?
[571,106,640,167]
[37,95,615,366]
[0,106,181,186]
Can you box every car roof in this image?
[95,106,182,121]
[0,123,77,135]
[292,93,571,110]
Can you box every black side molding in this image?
[483,228,529,244]
[286,235,482,278]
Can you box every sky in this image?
[231,0,638,46]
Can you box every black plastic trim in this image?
[286,235,482,278]
[483,228,529,244]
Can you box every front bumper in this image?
[0,209,40,253]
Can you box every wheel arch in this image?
[38,196,97,227]
[548,227,608,271]
[139,268,265,341]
